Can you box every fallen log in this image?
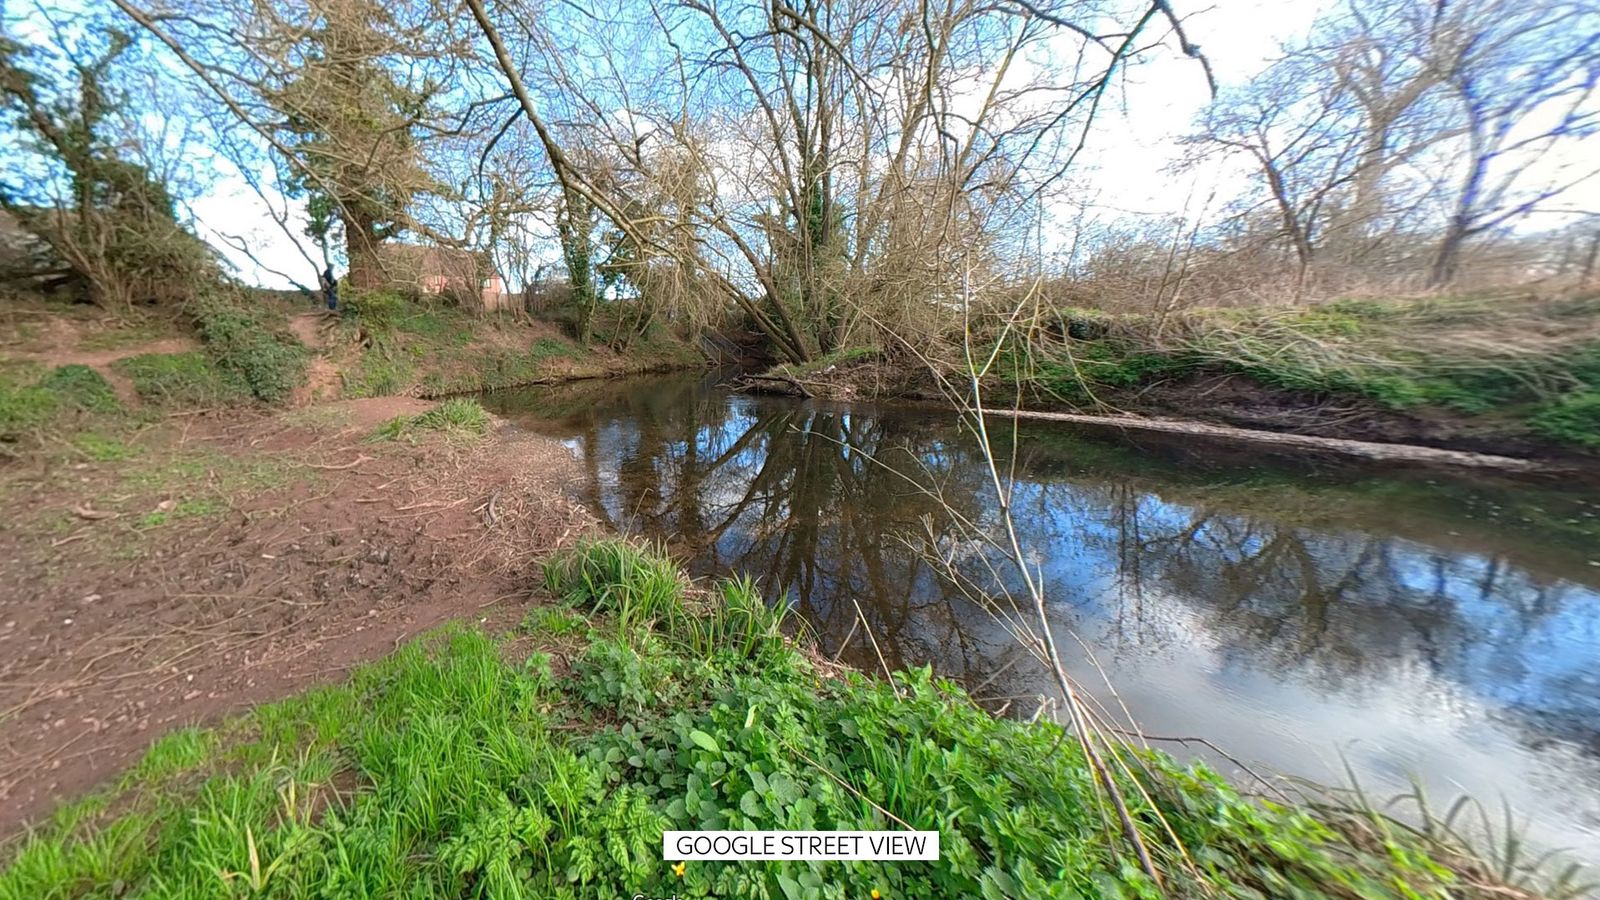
[993,409,1571,476]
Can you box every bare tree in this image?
[1422,0,1600,286]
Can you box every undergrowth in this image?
[1,364,122,448]
[113,351,247,407]
[0,540,1563,899]
[192,296,308,403]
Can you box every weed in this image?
[76,321,178,351]
[670,574,791,665]
[544,538,685,634]
[523,605,588,636]
[136,497,225,528]
[0,382,58,443]
[71,432,136,461]
[341,289,409,327]
[0,545,1573,898]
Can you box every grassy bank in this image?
[0,540,1533,898]
[336,292,701,399]
[769,293,1600,457]
[1013,294,1600,452]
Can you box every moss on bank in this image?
[0,540,1534,898]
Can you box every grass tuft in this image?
[370,398,492,442]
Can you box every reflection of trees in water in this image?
[1017,478,1600,733]
[550,389,1026,685]
[525,383,1600,737]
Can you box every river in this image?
[483,371,1600,870]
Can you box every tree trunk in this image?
[343,209,384,290]
[1429,227,1467,289]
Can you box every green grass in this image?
[113,351,247,407]
[36,365,121,412]
[71,432,137,461]
[136,497,226,528]
[0,540,1546,899]
[76,320,183,352]
[2,364,124,447]
[370,398,493,442]
[1530,391,1600,448]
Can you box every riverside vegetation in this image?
[767,292,1600,457]
[0,540,1548,899]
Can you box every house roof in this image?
[377,243,495,282]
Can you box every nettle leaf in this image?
[688,729,720,753]
[740,789,764,819]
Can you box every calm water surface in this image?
[484,372,1600,866]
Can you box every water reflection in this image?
[485,374,1600,863]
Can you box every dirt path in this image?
[0,401,596,834]
[288,311,333,351]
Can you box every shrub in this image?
[36,365,120,412]
[342,290,409,327]
[194,298,307,403]
[1530,392,1600,449]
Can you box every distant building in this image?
[376,243,514,310]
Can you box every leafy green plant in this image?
[194,297,308,403]
[341,289,409,327]
[1,548,1576,899]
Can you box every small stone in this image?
[81,594,101,604]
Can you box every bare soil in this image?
[0,399,598,835]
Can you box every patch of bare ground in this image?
[0,398,597,834]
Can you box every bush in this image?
[194,297,307,403]
[1530,392,1600,449]
[36,365,120,412]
